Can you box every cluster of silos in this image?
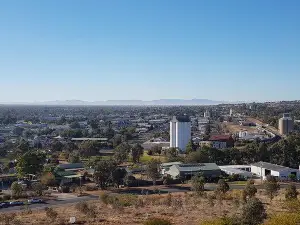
[278,113,294,135]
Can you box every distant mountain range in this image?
[1,99,229,106]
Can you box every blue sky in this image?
[0,0,299,102]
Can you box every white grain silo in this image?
[278,113,294,135]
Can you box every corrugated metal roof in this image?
[251,161,296,172]
[175,163,220,172]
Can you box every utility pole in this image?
[260,162,263,184]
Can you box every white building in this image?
[251,161,300,180]
[219,165,253,179]
[170,116,191,152]
[204,110,211,118]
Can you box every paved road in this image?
[0,195,98,213]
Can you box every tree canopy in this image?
[16,150,46,177]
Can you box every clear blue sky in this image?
[0,0,299,102]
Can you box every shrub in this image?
[144,218,173,225]
[285,184,298,200]
[11,182,23,198]
[2,195,11,201]
[75,201,89,214]
[100,192,110,205]
[75,201,96,218]
[240,198,266,225]
[166,193,172,206]
[216,179,230,196]
[244,179,257,200]
[84,185,98,191]
[264,175,280,201]
[32,182,44,196]
[134,197,145,208]
[191,174,205,196]
[45,207,58,222]
[264,213,300,225]
[200,217,238,225]
[284,199,300,213]
[100,193,138,207]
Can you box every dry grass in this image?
[0,190,292,225]
[225,122,258,134]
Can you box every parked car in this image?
[48,187,59,192]
[9,201,24,206]
[0,202,10,208]
[27,199,44,204]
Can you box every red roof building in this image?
[209,135,234,149]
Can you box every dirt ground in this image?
[224,122,258,134]
[3,189,292,225]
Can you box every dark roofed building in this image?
[171,115,191,123]
[57,163,84,171]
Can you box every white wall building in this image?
[170,116,191,152]
[204,110,211,118]
[251,161,300,180]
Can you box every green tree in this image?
[11,181,23,198]
[111,168,127,188]
[114,143,131,163]
[68,152,81,163]
[64,141,78,152]
[51,141,64,152]
[165,147,180,161]
[285,183,298,200]
[240,197,266,225]
[151,145,162,155]
[70,121,81,129]
[185,149,209,163]
[88,120,99,130]
[93,160,117,189]
[131,144,144,163]
[32,182,44,196]
[40,172,56,187]
[243,179,257,200]
[288,174,297,181]
[79,141,100,157]
[146,159,160,185]
[264,175,280,201]
[16,150,46,177]
[17,139,30,153]
[185,140,196,154]
[191,174,205,196]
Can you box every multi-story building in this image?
[278,113,293,135]
[170,116,191,152]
